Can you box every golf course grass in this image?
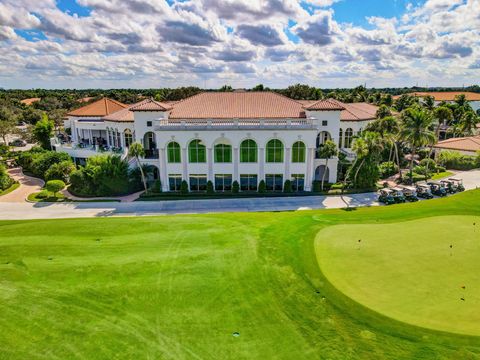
[315,215,480,336]
[2,191,480,359]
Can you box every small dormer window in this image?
[147,121,152,127]
[322,120,328,126]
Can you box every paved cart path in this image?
[0,170,478,220]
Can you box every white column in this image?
[207,148,213,181]
[159,148,168,191]
[284,147,291,180]
[182,148,188,181]
[259,148,265,181]
[305,148,315,191]
[233,147,239,182]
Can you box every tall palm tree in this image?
[422,95,435,111]
[318,140,338,191]
[400,108,436,182]
[128,142,148,193]
[458,111,479,136]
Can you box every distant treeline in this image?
[1,84,479,111]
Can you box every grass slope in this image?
[1,192,480,359]
[316,215,480,335]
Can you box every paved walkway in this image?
[0,168,44,203]
[0,170,478,220]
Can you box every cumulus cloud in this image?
[293,10,339,46]
[0,0,478,88]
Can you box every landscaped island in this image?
[1,190,480,358]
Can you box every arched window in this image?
[266,139,284,163]
[240,139,257,163]
[291,141,306,163]
[344,128,353,148]
[316,131,331,148]
[338,129,343,148]
[188,139,206,163]
[124,129,133,148]
[214,142,232,163]
[167,141,181,163]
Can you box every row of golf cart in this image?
[378,178,465,205]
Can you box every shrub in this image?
[436,165,446,173]
[312,180,322,192]
[413,165,432,178]
[44,160,76,183]
[232,180,239,194]
[180,180,189,194]
[152,180,162,193]
[36,190,50,199]
[258,180,266,193]
[437,150,479,170]
[69,154,140,197]
[283,180,292,193]
[18,149,72,179]
[45,180,65,197]
[206,180,214,194]
[0,164,14,191]
[378,161,398,179]
[419,158,436,171]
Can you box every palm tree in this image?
[375,105,392,119]
[128,142,148,193]
[400,108,436,182]
[318,140,338,191]
[422,95,435,111]
[458,111,479,136]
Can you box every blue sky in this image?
[0,0,478,89]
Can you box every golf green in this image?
[315,215,480,336]
[2,191,480,359]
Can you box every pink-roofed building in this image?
[55,92,380,192]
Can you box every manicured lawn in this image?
[316,215,480,336]
[27,191,121,203]
[1,191,480,358]
[431,171,455,180]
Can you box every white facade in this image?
[57,96,373,193]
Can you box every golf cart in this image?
[427,181,447,197]
[440,179,457,194]
[378,189,395,205]
[400,186,419,202]
[449,178,465,192]
[416,184,434,199]
[390,187,406,203]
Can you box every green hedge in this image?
[437,150,480,171]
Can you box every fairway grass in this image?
[2,191,480,359]
[315,215,480,336]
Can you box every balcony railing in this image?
[144,149,159,159]
[154,118,316,130]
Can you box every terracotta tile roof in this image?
[393,92,480,101]
[103,106,134,122]
[169,92,307,119]
[434,136,480,152]
[20,98,41,105]
[129,98,172,111]
[340,102,379,121]
[304,98,345,111]
[67,98,127,117]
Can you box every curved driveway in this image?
[0,170,478,220]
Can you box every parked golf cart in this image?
[400,186,419,202]
[449,178,465,192]
[378,189,395,205]
[416,184,434,199]
[439,179,456,194]
[390,187,406,203]
[427,181,447,197]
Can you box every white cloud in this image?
[0,0,478,88]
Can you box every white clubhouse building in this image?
[56,92,378,192]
